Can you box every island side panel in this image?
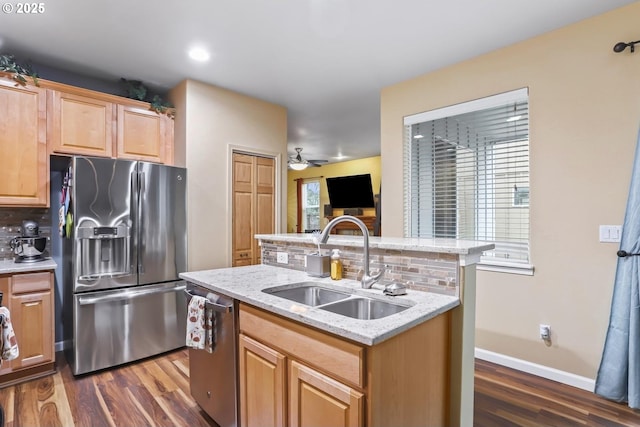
[449,264,476,427]
[367,311,451,427]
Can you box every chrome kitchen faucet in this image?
[318,215,385,288]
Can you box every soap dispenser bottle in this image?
[330,249,343,280]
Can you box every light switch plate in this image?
[599,225,622,243]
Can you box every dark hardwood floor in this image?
[0,350,638,426]
[0,349,215,427]
[474,359,640,427]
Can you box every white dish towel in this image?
[0,307,19,363]
[186,295,207,350]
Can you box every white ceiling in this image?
[0,0,633,164]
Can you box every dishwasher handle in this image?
[184,289,233,313]
[78,284,186,306]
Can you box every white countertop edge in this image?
[180,264,460,346]
[0,258,57,274]
[255,233,495,255]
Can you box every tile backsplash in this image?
[0,208,51,260]
[260,240,459,297]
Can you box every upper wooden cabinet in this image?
[0,79,49,206]
[0,73,175,207]
[116,104,168,163]
[48,90,115,157]
[47,86,174,164]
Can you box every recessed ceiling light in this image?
[413,134,424,139]
[506,115,522,122]
[188,47,210,62]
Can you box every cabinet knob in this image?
[207,391,211,398]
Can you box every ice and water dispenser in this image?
[76,224,131,279]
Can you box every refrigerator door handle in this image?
[78,284,186,306]
[184,289,233,313]
[137,170,146,274]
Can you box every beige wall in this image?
[287,156,381,232]
[170,79,287,271]
[381,3,640,379]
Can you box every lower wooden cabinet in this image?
[239,334,286,427]
[238,302,451,427]
[0,270,55,386]
[239,304,365,427]
[289,360,364,427]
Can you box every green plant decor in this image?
[120,78,174,118]
[0,54,39,86]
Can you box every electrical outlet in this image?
[539,324,551,340]
[276,252,288,264]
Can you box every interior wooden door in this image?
[289,360,364,427]
[233,153,255,266]
[232,153,275,266]
[239,334,286,427]
[253,157,275,264]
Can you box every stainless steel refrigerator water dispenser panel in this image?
[77,225,131,280]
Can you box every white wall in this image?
[380,3,640,379]
[170,79,287,270]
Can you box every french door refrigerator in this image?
[62,156,187,375]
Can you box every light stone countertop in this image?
[180,264,459,346]
[0,258,57,274]
[255,233,495,255]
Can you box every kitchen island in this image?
[180,235,493,427]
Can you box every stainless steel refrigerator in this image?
[62,156,187,375]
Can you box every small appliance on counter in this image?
[10,220,47,263]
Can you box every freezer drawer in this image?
[186,284,238,427]
[70,281,187,375]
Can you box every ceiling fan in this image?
[288,148,328,170]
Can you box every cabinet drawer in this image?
[12,271,51,294]
[239,303,365,388]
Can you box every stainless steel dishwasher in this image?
[185,283,238,427]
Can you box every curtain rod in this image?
[294,176,324,181]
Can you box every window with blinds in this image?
[403,88,531,270]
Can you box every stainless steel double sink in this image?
[262,282,412,320]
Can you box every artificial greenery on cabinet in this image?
[0,54,39,86]
[0,54,173,118]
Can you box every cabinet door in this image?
[116,104,167,163]
[239,334,286,427]
[289,360,364,427]
[0,80,48,206]
[48,90,114,157]
[10,289,53,369]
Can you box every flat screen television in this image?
[326,174,375,209]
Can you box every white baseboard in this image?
[475,348,595,392]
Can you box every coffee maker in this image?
[10,220,47,263]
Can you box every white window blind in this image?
[403,89,530,267]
